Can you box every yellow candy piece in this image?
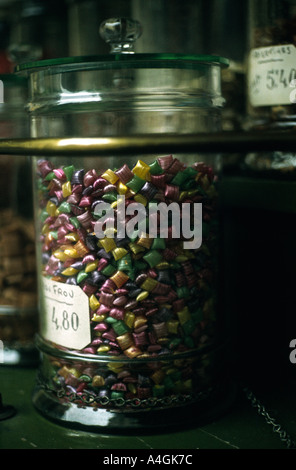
[150,369,165,385]
[155,261,170,270]
[175,255,189,262]
[127,383,137,395]
[117,333,134,350]
[112,247,128,261]
[85,260,99,273]
[117,181,129,195]
[64,247,79,258]
[61,267,79,276]
[65,232,79,242]
[110,270,129,288]
[62,181,72,198]
[89,294,100,311]
[166,319,179,334]
[140,277,158,292]
[68,367,81,378]
[124,346,142,358]
[74,240,89,257]
[97,345,111,353]
[53,249,68,261]
[136,290,149,302]
[134,194,147,206]
[41,223,50,235]
[92,375,105,387]
[179,191,188,201]
[133,315,147,330]
[46,200,57,217]
[99,237,116,253]
[91,313,106,322]
[101,169,119,184]
[137,233,153,249]
[124,311,135,328]
[128,242,145,254]
[177,307,191,325]
[132,160,150,179]
[107,362,124,373]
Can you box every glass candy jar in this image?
[246,0,296,177]
[0,74,39,366]
[17,18,234,430]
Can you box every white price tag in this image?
[41,278,91,350]
[248,44,296,107]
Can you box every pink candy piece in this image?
[94,323,108,332]
[53,168,66,180]
[113,296,127,307]
[158,154,173,170]
[83,169,98,187]
[109,308,125,321]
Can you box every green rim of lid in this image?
[15,53,229,75]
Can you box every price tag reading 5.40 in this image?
[42,278,91,350]
[248,44,296,107]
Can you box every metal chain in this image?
[37,374,215,411]
[242,386,296,449]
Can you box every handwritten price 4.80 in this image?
[51,307,80,332]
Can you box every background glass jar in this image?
[0,74,39,366]
[17,47,235,430]
[245,0,296,177]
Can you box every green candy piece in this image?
[176,286,190,299]
[63,165,75,181]
[169,337,182,350]
[149,160,163,175]
[126,174,145,192]
[117,254,132,272]
[152,385,165,398]
[134,260,147,270]
[44,171,55,181]
[170,261,181,270]
[102,192,118,202]
[169,370,182,382]
[101,264,116,276]
[105,316,117,324]
[170,172,188,186]
[163,376,175,390]
[58,201,71,213]
[184,336,195,348]
[192,308,204,324]
[182,318,195,336]
[70,216,81,229]
[40,209,49,223]
[77,271,89,284]
[79,374,92,383]
[49,230,58,240]
[112,320,130,335]
[111,391,125,400]
[151,237,166,250]
[143,250,163,268]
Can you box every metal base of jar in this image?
[32,377,236,433]
[31,335,236,432]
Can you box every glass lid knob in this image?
[99,17,142,54]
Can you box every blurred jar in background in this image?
[0,74,39,366]
[245,0,296,177]
[7,0,68,66]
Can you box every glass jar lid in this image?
[15,17,229,75]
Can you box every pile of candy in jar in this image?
[36,155,220,407]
